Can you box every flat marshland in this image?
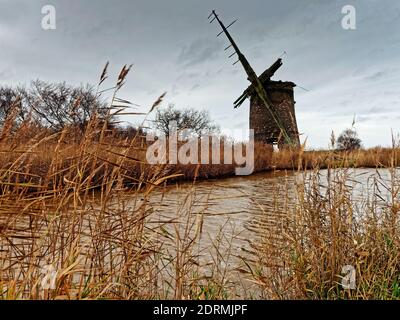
[0,70,399,300]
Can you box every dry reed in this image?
[1,66,399,300]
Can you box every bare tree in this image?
[25,80,107,131]
[0,86,27,125]
[1,81,108,132]
[153,104,219,137]
[337,128,362,151]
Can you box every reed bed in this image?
[271,147,400,171]
[250,149,400,299]
[1,66,399,299]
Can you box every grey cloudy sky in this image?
[1,0,399,148]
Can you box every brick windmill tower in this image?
[208,10,300,148]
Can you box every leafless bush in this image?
[154,104,219,137]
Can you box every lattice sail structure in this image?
[209,10,300,147]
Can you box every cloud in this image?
[0,0,399,148]
[364,71,387,82]
[365,106,391,115]
[356,115,370,123]
[0,67,15,81]
[177,38,221,67]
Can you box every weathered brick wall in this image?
[249,81,300,147]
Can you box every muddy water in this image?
[2,167,395,298]
[146,169,295,252]
[127,168,395,297]
[144,168,393,244]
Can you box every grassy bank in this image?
[1,121,398,189]
[273,147,400,170]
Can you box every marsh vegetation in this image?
[0,66,399,299]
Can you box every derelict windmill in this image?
[208,10,300,148]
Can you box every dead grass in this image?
[249,148,400,299]
[272,147,400,170]
[1,66,399,300]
